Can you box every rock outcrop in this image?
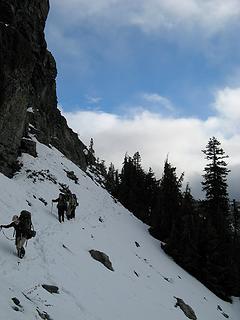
[42,284,59,294]
[0,0,88,177]
[89,249,114,271]
[174,297,197,320]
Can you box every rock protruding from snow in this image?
[12,297,21,306]
[174,297,197,320]
[65,170,79,184]
[37,309,53,320]
[89,250,114,271]
[135,241,140,247]
[217,305,229,318]
[11,297,24,312]
[42,284,59,294]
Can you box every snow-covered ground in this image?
[0,141,239,320]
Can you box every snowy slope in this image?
[0,141,239,320]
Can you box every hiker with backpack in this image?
[0,211,35,258]
[67,193,79,220]
[52,193,67,223]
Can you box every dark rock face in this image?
[0,0,87,177]
[20,138,37,158]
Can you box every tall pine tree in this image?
[201,137,232,300]
[150,159,183,241]
[202,136,230,233]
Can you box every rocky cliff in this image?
[0,0,88,177]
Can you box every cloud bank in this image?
[47,0,240,66]
[50,0,240,36]
[63,86,240,199]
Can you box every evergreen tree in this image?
[89,138,95,156]
[232,199,240,245]
[200,137,233,300]
[150,159,183,241]
[230,199,240,296]
[163,184,201,273]
[87,138,96,166]
[117,153,158,224]
[105,163,117,195]
[132,151,141,171]
[98,160,107,177]
[143,168,158,224]
[202,136,230,233]
[114,169,120,198]
[117,154,132,209]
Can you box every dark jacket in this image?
[1,221,22,240]
[52,194,67,210]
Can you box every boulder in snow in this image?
[37,309,53,320]
[89,250,114,271]
[12,297,21,306]
[11,297,23,312]
[42,284,59,294]
[174,297,197,320]
[135,241,140,247]
[64,170,79,184]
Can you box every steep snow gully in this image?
[0,141,239,320]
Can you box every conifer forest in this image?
[100,137,240,301]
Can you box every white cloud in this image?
[86,95,102,104]
[46,0,240,74]
[132,0,240,35]
[62,86,240,199]
[49,0,240,37]
[64,109,208,174]
[142,93,175,111]
[214,87,240,121]
[204,87,240,137]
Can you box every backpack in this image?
[18,210,36,239]
[72,195,78,207]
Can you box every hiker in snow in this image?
[0,211,35,258]
[52,193,67,223]
[67,193,79,220]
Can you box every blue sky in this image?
[45,0,240,198]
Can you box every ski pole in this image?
[51,202,53,214]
